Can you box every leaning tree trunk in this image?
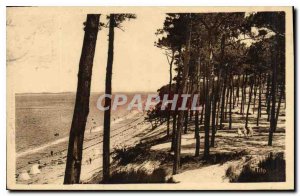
[173,15,192,175]
[103,14,115,183]
[64,14,100,184]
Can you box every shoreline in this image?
[16,110,149,184]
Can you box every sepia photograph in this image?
[6,6,294,190]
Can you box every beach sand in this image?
[16,110,151,184]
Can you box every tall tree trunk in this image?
[252,77,258,114]
[203,73,211,159]
[245,79,254,128]
[219,69,227,129]
[200,78,205,125]
[268,53,278,146]
[171,112,177,151]
[195,109,200,156]
[64,14,100,184]
[171,55,181,152]
[224,84,230,120]
[229,77,233,129]
[240,74,245,114]
[173,15,192,174]
[102,14,115,182]
[210,77,216,147]
[211,72,221,147]
[242,75,248,115]
[236,75,240,106]
[194,53,201,156]
[275,85,284,130]
[257,76,262,126]
[266,74,271,121]
[167,52,175,137]
[215,95,221,130]
[184,110,189,134]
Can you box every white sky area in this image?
[7,8,169,93]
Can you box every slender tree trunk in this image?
[171,112,177,151]
[210,77,216,147]
[167,52,175,137]
[236,75,240,106]
[102,14,115,183]
[184,110,189,134]
[219,69,227,129]
[268,57,278,146]
[171,56,182,151]
[245,79,254,128]
[195,109,200,156]
[257,76,262,126]
[203,74,211,159]
[211,71,221,147]
[240,74,245,114]
[194,53,201,155]
[200,78,205,125]
[252,77,258,114]
[216,95,221,130]
[242,75,248,115]
[64,14,100,184]
[173,15,192,174]
[229,77,233,129]
[266,74,271,121]
[225,84,230,120]
[274,85,284,130]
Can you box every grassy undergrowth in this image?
[226,152,285,182]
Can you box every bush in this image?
[226,152,285,182]
[205,150,248,165]
[112,144,150,165]
[107,168,171,184]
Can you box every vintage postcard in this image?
[6,6,294,190]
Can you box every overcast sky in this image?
[7,8,169,93]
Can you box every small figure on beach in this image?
[54,133,59,137]
[237,128,243,137]
[89,157,92,164]
[50,150,54,156]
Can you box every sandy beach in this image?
[16,110,151,184]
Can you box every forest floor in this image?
[87,100,286,184]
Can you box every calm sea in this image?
[15,92,146,153]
